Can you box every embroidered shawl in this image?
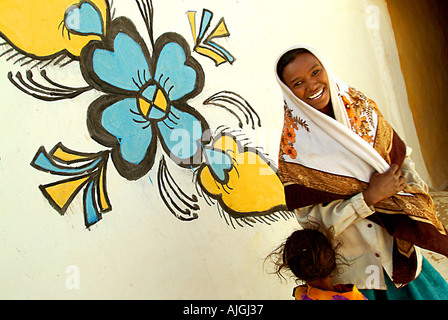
[276,45,448,285]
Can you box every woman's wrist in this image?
[362,190,378,206]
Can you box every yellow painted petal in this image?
[0,0,108,58]
[186,11,197,45]
[40,175,91,213]
[207,19,230,39]
[139,98,151,117]
[195,46,227,66]
[199,135,286,214]
[52,146,92,162]
[154,89,168,111]
[98,166,111,212]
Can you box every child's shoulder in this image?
[292,285,312,300]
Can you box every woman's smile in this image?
[307,86,325,101]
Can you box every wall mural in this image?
[0,0,291,229]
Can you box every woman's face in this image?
[281,53,331,111]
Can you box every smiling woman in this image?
[275,44,448,300]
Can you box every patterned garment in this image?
[275,45,448,286]
[293,284,367,300]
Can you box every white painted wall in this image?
[0,0,426,299]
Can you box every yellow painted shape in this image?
[154,89,167,111]
[139,98,151,117]
[0,0,108,58]
[186,11,197,44]
[195,46,226,66]
[139,90,167,117]
[52,147,91,162]
[208,20,230,39]
[200,136,286,213]
[43,176,90,210]
[98,166,110,212]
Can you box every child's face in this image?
[281,53,331,111]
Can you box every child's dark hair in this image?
[276,48,311,83]
[266,225,347,283]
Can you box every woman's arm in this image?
[296,148,428,236]
[362,147,428,205]
[295,192,374,237]
[362,164,405,206]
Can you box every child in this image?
[266,228,366,300]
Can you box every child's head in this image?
[266,228,343,283]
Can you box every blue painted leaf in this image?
[65,2,103,36]
[197,9,213,40]
[84,179,101,226]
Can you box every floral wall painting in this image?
[0,0,291,229]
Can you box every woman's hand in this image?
[363,164,406,206]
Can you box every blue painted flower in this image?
[82,18,209,180]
